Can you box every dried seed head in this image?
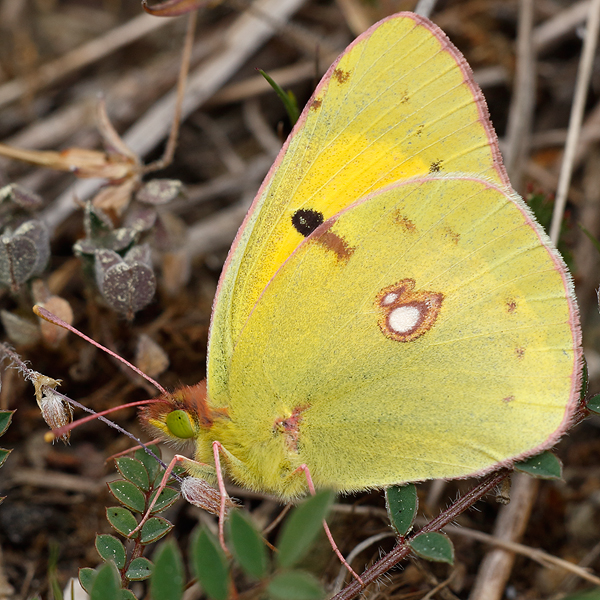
[180,477,236,516]
[39,388,73,443]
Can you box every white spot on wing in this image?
[382,292,399,305]
[389,305,421,334]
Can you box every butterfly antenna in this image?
[46,387,183,483]
[33,305,168,396]
[47,397,158,441]
[109,438,163,461]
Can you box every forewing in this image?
[208,13,510,402]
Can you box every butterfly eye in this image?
[166,409,195,439]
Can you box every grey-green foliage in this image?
[0,184,49,291]
[0,220,49,291]
[0,410,15,504]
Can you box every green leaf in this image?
[115,457,150,491]
[276,490,335,568]
[126,557,153,581]
[48,542,62,600]
[95,534,127,569]
[150,540,185,600]
[0,410,15,436]
[268,570,325,600]
[90,562,121,600]
[580,224,600,256]
[0,448,12,468]
[385,484,418,536]
[106,507,138,537]
[140,516,173,544]
[120,590,137,600]
[191,526,229,600]
[227,510,268,579]
[410,532,454,564]
[135,445,161,484]
[108,480,146,513]
[79,567,96,593]
[515,451,562,480]
[148,486,180,513]
[587,394,600,415]
[258,69,300,125]
[562,588,600,600]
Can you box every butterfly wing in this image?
[220,176,581,495]
[208,12,510,403]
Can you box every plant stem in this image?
[333,469,511,600]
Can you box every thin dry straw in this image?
[415,0,438,18]
[549,0,600,245]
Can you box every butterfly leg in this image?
[129,453,190,537]
[129,454,223,539]
[294,464,364,586]
[212,440,231,553]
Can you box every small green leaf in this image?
[268,570,325,600]
[90,562,121,600]
[276,490,335,568]
[227,510,268,579]
[515,451,562,480]
[95,534,127,569]
[120,590,137,600]
[126,557,153,581]
[151,540,184,600]
[148,486,180,513]
[191,526,229,600]
[562,588,600,600]
[0,448,12,468]
[135,445,161,484]
[587,394,600,415]
[580,224,600,256]
[258,69,300,125]
[106,507,138,537]
[141,516,173,544]
[385,484,418,536]
[115,457,150,491]
[108,480,146,513]
[410,532,454,564]
[0,410,15,436]
[79,567,96,593]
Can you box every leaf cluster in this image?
[78,445,180,597]
[81,486,335,600]
[0,410,15,505]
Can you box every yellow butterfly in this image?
[142,12,582,504]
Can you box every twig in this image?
[504,0,535,190]
[445,524,600,587]
[144,10,198,174]
[0,12,172,110]
[534,1,591,54]
[331,532,395,594]
[415,0,438,18]
[469,474,538,600]
[333,471,510,600]
[549,0,600,244]
[40,0,309,234]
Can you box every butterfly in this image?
[141,11,582,510]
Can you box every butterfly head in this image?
[139,380,221,445]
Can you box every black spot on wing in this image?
[292,209,325,237]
